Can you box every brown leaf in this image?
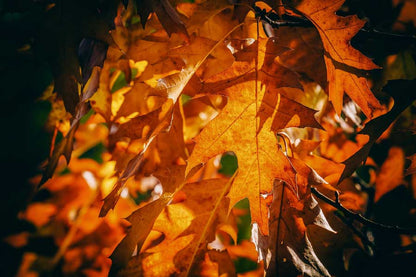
[406,153,416,176]
[257,159,334,276]
[41,54,104,184]
[137,0,188,37]
[38,0,115,115]
[340,79,416,183]
[273,26,326,87]
[40,122,78,184]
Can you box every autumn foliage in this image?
[2,0,416,276]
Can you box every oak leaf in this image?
[272,26,326,87]
[294,0,383,118]
[257,160,335,277]
[187,28,322,235]
[115,178,235,277]
[100,103,184,216]
[100,26,241,216]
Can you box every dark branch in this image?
[334,211,375,255]
[253,4,416,43]
[311,187,416,235]
[360,26,416,42]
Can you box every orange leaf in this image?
[187,30,322,235]
[375,147,405,202]
[295,0,383,118]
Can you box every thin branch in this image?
[311,187,416,235]
[360,26,416,42]
[334,211,375,254]
[253,4,416,43]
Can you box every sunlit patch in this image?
[120,187,129,199]
[314,84,322,94]
[147,96,157,111]
[343,101,363,128]
[153,184,163,197]
[213,155,221,167]
[141,176,160,191]
[109,124,119,135]
[117,112,139,124]
[207,235,225,251]
[111,86,133,117]
[102,177,117,196]
[287,114,301,127]
[131,60,148,79]
[225,38,255,54]
[334,113,354,133]
[68,209,77,221]
[132,245,138,257]
[199,111,208,120]
[82,171,97,190]
[251,223,259,253]
[294,138,301,147]
[260,191,271,199]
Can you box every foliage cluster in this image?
[1,0,416,276]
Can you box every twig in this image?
[360,26,416,42]
[311,187,416,235]
[334,211,375,255]
[253,4,416,43]
[253,5,312,29]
